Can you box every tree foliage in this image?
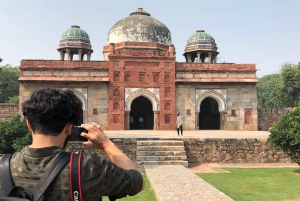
[0,64,20,103]
[257,62,300,108]
[268,108,300,165]
[7,95,19,104]
[257,73,281,108]
[0,115,31,153]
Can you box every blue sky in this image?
[0,0,299,78]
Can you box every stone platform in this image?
[105,130,270,139]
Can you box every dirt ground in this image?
[188,163,299,173]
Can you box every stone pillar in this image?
[195,111,199,130]
[168,44,176,56]
[185,55,188,63]
[87,51,91,61]
[208,52,212,63]
[109,43,115,55]
[187,54,192,63]
[197,52,201,63]
[81,53,85,61]
[153,111,160,130]
[124,111,130,130]
[70,52,73,61]
[82,110,87,124]
[219,111,227,130]
[212,54,217,63]
[59,51,65,61]
[78,49,82,61]
[66,49,70,61]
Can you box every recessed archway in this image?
[130,96,153,130]
[199,97,220,130]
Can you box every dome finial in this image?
[71,25,80,28]
[130,8,151,16]
[196,29,205,32]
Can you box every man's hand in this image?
[80,123,111,150]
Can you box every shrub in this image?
[0,114,31,153]
[268,107,300,164]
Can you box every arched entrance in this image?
[199,97,220,130]
[130,96,153,130]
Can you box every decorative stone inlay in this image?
[53,71,88,76]
[124,88,160,111]
[23,71,51,76]
[175,63,256,70]
[114,49,168,57]
[125,74,131,81]
[90,71,108,76]
[125,61,159,67]
[245,108,253,124]
[20,60,108,68]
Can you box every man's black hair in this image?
[22,88,83,136]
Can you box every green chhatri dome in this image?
[62,25,89,38]
[186,29,217,49]
[60,25,91,45]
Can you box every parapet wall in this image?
[258,108,295,131]
[67,138,290,164]
[0,104,19,121]
[184,138,290,164]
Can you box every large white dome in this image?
[107,8,172,45]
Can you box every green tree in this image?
[7,95,19,104]
[0,64,20,103]
[0,115,31,153]
[257,73,281,108]
[268,108,300,165]
[279,63,300,107]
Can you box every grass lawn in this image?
[197,168,300,201]
[102,171,156,201]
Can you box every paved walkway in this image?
[145,165,233,201]
[105,130,270,139]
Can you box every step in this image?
[137,140,184,146]
[137,161,188,167]
[137,156,187,161]
[137,146,185,151]
[137,151,186,156]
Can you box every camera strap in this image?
[69,151,83,201]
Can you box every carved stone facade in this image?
[19,40,258,130]
[18,8,258,130]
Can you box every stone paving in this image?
[106,130,295,200]
[145,165,233,201]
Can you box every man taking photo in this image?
[1,88,144,200]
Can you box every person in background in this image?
[130,116,134,129]
[176,112,183,136]
[139,117,144,129]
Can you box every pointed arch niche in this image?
[66,88,88,124]
[124,88,160,130]
[195,89,227,130]
[195,90,227,112]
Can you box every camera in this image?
[68,126,88,141]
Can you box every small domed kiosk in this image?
[57,25,93,61]
[184,29,218,63]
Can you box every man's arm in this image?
[81,123,145,190]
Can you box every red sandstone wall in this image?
[258,108,295,131]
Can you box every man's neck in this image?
[30,133,65,148]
